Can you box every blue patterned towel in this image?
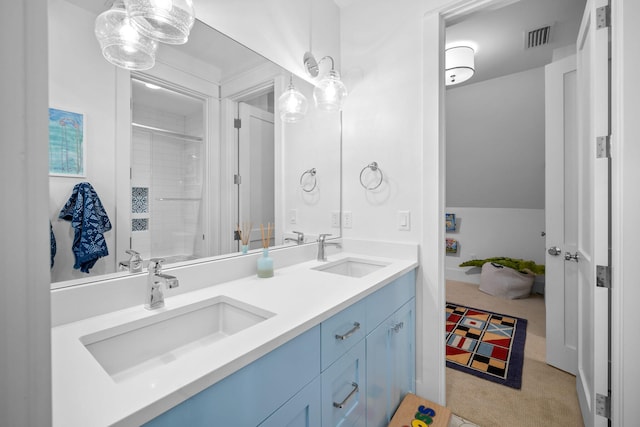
[50,221,56,269]
[59,182,112,273]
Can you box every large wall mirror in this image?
[49,0,341,288]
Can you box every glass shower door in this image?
[130,78,206,264]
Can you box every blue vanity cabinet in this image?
[143,269,416,427]
[321,299,366,371]
[259,376,321,427]
[321,340,367,427]
[143,325,321,427]
[365,299,416,427]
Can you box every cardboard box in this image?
[388,393,451,427]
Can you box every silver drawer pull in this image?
[335,322,361,341]
[391,321,404,333]
[333,382,359,409]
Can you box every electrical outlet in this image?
[289,209,297,225]
[343,211,353,229]
[331,211,340,228]
[398,211,410,231]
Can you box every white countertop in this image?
[52,248,418,426]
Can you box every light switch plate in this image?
[331,211,340,228]
[289,209,297,225]
[398,211,410,231]
[343,211,353,228]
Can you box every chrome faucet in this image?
[119,249,143,273]
[317,233,341,261]
[145,258,179,310]
[284,231,305,245]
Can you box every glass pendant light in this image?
[94,0,158,70]
[304,54,347,112]
[313,67,348,111]
[124,0,195,45]
[278,75,308,123]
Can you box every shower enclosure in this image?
[129,77,206,264]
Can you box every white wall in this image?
[340,0,449,403]
[196,0,341,85]
[446,67,546,209]
[281,76,342,242]
[1,0,51,425]
[612,0,640,423]
[444,207,545,283]
[444,68,546,284]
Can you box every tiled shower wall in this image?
[130,104,204,262]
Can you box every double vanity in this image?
[51,239,418,426]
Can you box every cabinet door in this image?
[389,299,415,414]
[321,340,366,427]
[259,377,321,427]
[366,299,415,427]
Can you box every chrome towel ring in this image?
[359,162,383,190]
[300,168,318,192]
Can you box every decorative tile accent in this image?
[132,218,148,232]
[132,187,148,213]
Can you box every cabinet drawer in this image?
[321,299,366,371]
[366,270,415,334]
[143,325,320,427]
[321,340,366,427]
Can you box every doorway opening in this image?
[442,0,585,425]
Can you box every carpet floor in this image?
[445,280,584,427]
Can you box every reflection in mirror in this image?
[49,0,341,288]
[129,77,207,264]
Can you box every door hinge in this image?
[596,136,611,159]
[596,265,611,288]
[234,118,242,129]
[596,5,610,29]
[596,393,611,418]
[234,174,242,184]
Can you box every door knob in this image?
[548,246,562,256]
[565,251,579,262]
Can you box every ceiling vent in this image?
[524,24,553,49]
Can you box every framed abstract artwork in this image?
[49,107,86,177]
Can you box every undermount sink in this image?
[312,257,389,278]
[81,296,275,382]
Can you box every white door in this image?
[545,55,579,375]
[576,0,610,425]
[238,102,275,249]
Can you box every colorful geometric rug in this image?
[446,302,527,389]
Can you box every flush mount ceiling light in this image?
[94,0,158,70]
[445,46,475,86]
[278,75,309,123]
[304,52,348,112]
[124,0,195,45]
